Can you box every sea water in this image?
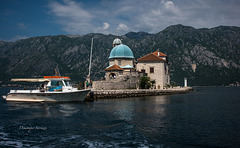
[0,87,240,148]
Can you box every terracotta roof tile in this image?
[137,53,165,62]
[105,64,124,71]
[153,51,167,57]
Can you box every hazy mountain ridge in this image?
[0,24,240,86]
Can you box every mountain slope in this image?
[0,24,240,86]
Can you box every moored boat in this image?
[3,76,90,102]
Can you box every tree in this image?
[139,76,151,89]
[150,80,156,88]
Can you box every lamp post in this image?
[184,77,187,87]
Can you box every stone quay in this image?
[85,87,193,101]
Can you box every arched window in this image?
[109,73,116,79]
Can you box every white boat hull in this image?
[5,89,91,102]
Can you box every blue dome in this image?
[109,44,134,59]
[121,65,134,69]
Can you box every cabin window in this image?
[51,81,57,86]
[65,81,70,86]
[150,67,154,73]
[51,81,64,86]
[58,81,64,86]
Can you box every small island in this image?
[87,38,192,100]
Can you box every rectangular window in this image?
[141,69,145,73]
[118,60,121,65]
[150,67,154,73]
[164,63,167,74]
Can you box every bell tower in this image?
[112,38,122,47]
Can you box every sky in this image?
[0,0,240,41]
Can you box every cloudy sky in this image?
[0,0,240,41]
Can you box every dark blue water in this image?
[1,87,240,148]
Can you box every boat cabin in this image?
[43,76,72,92]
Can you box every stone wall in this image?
[93,71,140,90]
[86,87,193,100]
[93,81,126,90]
[93,80,139,90]
[109,59,134,67]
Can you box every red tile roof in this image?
[137,53,164,62]
[105,64,124,71]
[152,51,167,57]
[137,51,167,62]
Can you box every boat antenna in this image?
[88,38,93,78]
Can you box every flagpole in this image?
[88,37,93,79]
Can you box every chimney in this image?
[158,52,160,56]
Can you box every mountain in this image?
[125,32,152,39]
[0,24,240,86]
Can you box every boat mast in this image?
[55,65,61,76]
[88,38,93,78]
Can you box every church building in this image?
[106,38,135,80]
[92,38,170,90]
[137,51,170,89]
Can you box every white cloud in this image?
[50,0,92,20]
[103,22,110,30]
[134,0,183,33]
[117,23,129,33]
[10,35,28,41]
[49,0,94,34]
[164,1,174,9]
[96,22,110,34]
[48,0,240,35]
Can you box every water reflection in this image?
[152,95,170,116]
[59,104,80,116]
[5,101,93,120]
[110,95,170,124]
[132,96,170,137]
[4,95,172,122]
[113,100,134,121]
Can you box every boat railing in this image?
[10,90,37,93]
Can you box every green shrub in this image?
[139,76,151,89]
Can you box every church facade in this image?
[92,38,170,90]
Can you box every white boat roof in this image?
[11,78,51,82]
